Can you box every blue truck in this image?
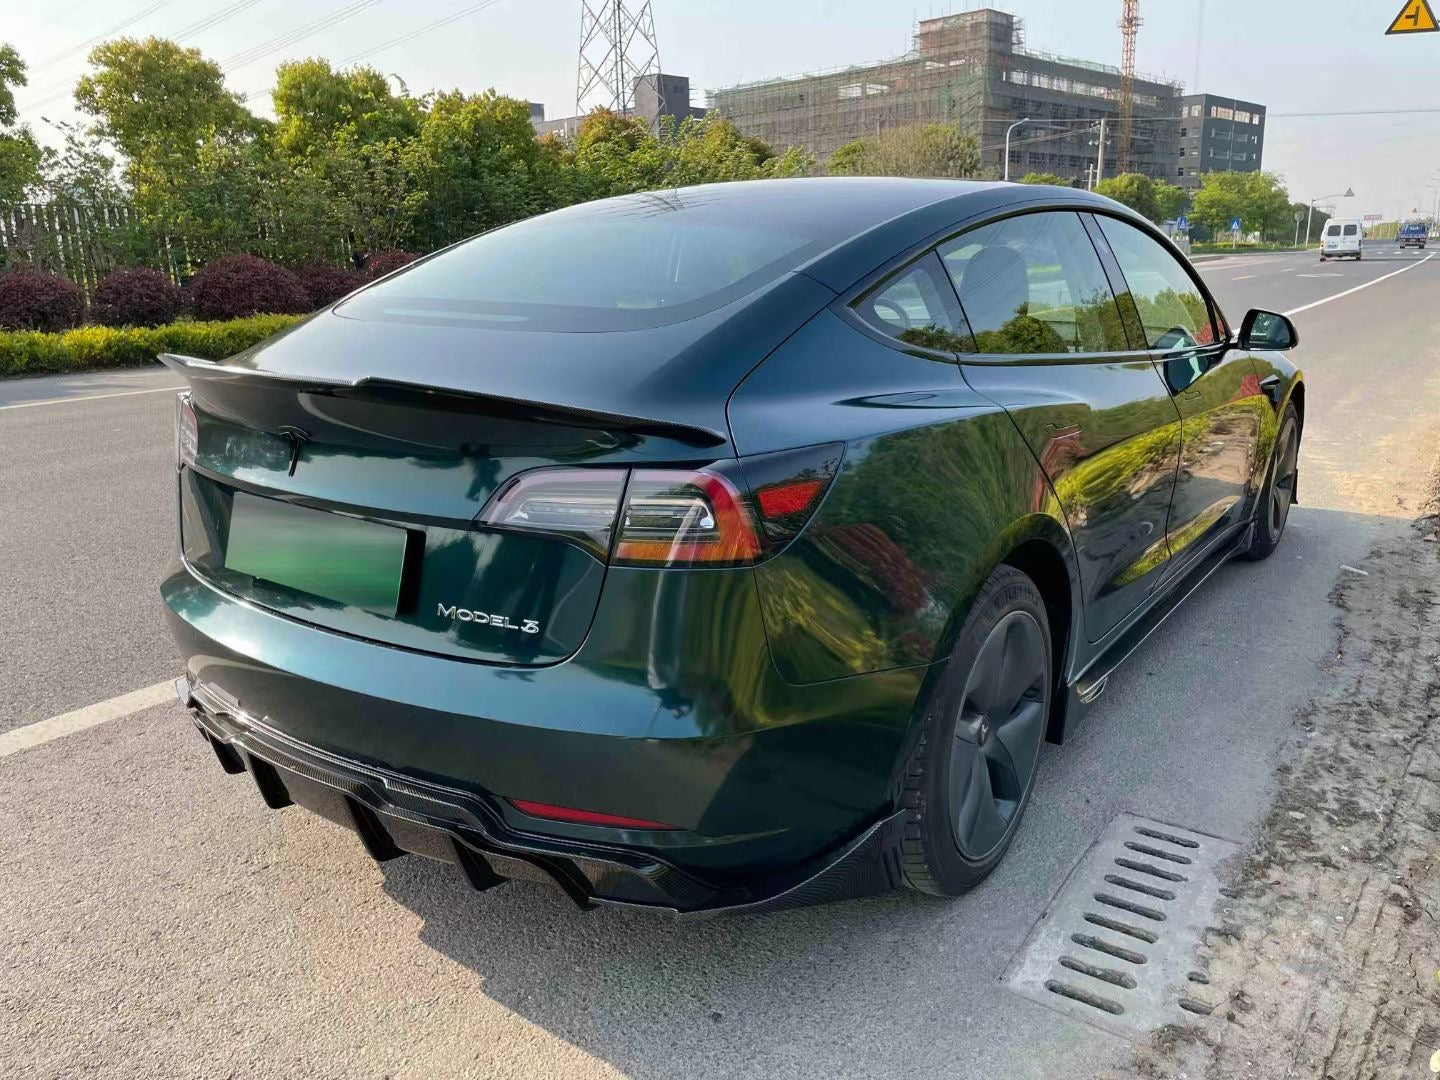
[1398,221,1428,249]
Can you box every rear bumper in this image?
[162,561,928,914]
[179,676,907,916]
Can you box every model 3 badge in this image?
[438,604,540,634]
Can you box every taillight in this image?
[479,468,627,559]
[508,798,678,830]
[613,469,761,566]
[476,444,843,567]
[176,392,198,467]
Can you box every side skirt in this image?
[1050,521,1253,743]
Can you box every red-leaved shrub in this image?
[364,250,420,279]
[92,267,184,327]
[295,262,365,309]
[0,266,84,332]
[187,255,310,321]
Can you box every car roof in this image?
[712,178,1145,293]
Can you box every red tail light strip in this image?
[756,478,825,519]
[509,798,679,830]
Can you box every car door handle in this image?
[1259,375,1281,404]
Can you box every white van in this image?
[1320,218,1362,261]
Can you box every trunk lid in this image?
[170,359,720,667]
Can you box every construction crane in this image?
[1116,0,1141,174]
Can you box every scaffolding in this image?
[708,8,1184,184]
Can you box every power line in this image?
[17,0,259,109]
[339,0,504,66]
[176,0,269,44]
[28,0,170,72]
[244,0,505,103]
[219,0,384,73]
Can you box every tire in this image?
[1243,403,1299,561]
[901,565,1052,896]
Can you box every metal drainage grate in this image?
[1003,812,1240,1038]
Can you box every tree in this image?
[407,89,559,249]
[1094,172,1160,222]
[566,109,812,202]
[0,43,43,203]
[1154,179,1189,223]
[39,119,124,205]
[1017,171,1072,187]
[75,38,256,169]
[1191,170,1292,239]
[828,123,979,178]
[272,59,421,161]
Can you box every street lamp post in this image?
[1306,188,1354,248]
[1003,117,1031,182]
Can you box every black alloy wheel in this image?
[1243,403,1299,561]
[902,565,1052,895]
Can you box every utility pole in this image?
[1095,117,1108,187]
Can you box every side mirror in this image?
[1239,309,1298,351]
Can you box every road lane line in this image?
[1285,253,1435,316]
[0,681,176,758]
[1233,274,1256,280]
[0,385,184,411]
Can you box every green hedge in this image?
[0,314,307,377]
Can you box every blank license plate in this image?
[224,491,409,615]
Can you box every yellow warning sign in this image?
[1387,0,1439,34]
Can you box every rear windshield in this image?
[1343,224,1358,236]
[1326,225,1342,236]
[337,188,848,332]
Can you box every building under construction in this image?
[708,8,1184,184]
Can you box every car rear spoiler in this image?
[157,353,727,448]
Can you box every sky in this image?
[3,0,1439,218]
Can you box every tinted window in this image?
[855,253,972,353]
[939,212,1127,355]
[1343,224,1358,236]
[1097,216,1217,348]
[337,189,852,332]
[1326,224,1342,237]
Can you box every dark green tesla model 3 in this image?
[162,178,1304,915]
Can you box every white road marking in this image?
[1297,273,1343,278]
[0,385,183,411]
[1285,253,1435,316]
[1233,274,1256,280]
[0,681,177,758]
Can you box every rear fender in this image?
[729,311,1077,687]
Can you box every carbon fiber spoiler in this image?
[157,353,727,447]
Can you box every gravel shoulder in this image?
[1109,469,1440,1079]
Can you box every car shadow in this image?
[375,504,1412,1080]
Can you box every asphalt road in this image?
[4,241,1439,1079]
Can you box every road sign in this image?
[1386,0,1438,34]
[1364,213,1383,222]
[1230,217,1242,232]
[1176,214,1188,231]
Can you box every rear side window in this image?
[1343,224,1358,236]
[938,211,1127,355]
[337,191,847,332]
[1096,216,1217,349]
[1326,224,1342,237]
[855,252,973,353]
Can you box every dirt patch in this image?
[1106,507,1440,1078]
